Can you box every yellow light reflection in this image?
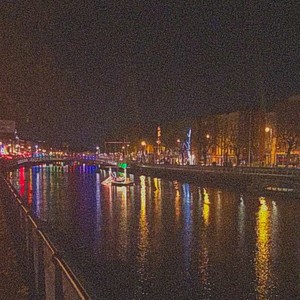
[136,176,149,293]
[153,178,161,207]
[153,177,162,229]
[199,187,210,290]
[138,176,149,271]
[203,188,210,226]
[255,196,272,299]
[118,186,129,261]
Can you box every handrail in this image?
[136,164,300,177]
[2,176,91,299]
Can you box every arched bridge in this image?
[0,156,118,172]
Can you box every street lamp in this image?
[265,127,271,134]
[141,141,146,163]
[176,139,182,165]
[122,145,125,160]
[265,127,275,166]
[265,127,271,165]
[205,134,211,165]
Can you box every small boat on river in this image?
[102,163,134,186]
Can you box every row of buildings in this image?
[142,95,300,167]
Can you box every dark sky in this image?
[1,1,299,149]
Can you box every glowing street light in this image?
[265,126,276,166]
[96,146,100,157]
[121,145,125,159]
[265,127,271,133]
[141,141,146,163]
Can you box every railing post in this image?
[25,216,36,297]
[33,230,46,299]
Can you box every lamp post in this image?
[126,144,130,160]
[205,134,210,165]
[177,139,182,165]
[141,141,146,163]
[156,139,161,164]
[265,127,276,167]
[122,145,125,160]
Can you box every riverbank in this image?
[0,178,29,299]
[129,163,300,197]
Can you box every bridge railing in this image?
[1,176,91,299]
[0,156,118,172]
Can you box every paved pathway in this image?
[0,182,29,299]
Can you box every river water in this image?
[9,164,300,299]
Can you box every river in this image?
[9,163,300,299]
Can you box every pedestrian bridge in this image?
[0,155,118,172]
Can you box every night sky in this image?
[1,1,299,149]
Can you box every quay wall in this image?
[129,164,300,196]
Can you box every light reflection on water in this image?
[136,175,150,298]
[199,187,211,295]
[9,165,300,299]
[255,197,272,299]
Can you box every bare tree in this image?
[276,96,300,166]
[196,117,217,165]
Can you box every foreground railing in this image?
[1,176,91,299]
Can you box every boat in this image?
[102,163,134,186]
[265,186,294,193]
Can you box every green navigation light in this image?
[118,162,127,169]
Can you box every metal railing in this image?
[1,156,117,170]
[137,163,300,177]
[1,176,91,299]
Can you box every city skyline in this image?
[1,2,299,148]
